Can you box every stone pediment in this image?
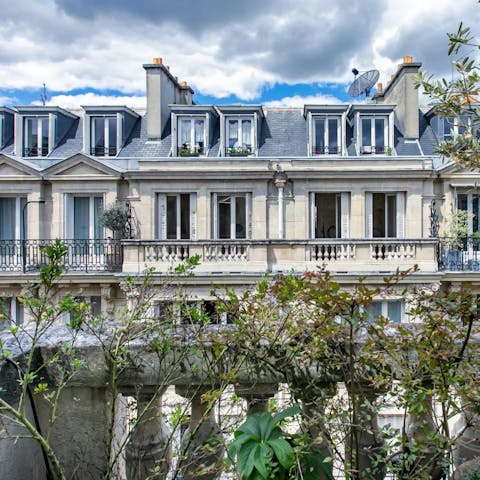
[0,155,41,178]
[43,153,122,179]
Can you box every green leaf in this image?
[253,444,269,479]
[268,438,295,469]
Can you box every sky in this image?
[0,0,479,109]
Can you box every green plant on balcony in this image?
[445,209,473,249]
[179,142,201,156]
[229,146,251,156]
[100,202,130,239]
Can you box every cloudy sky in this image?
[1,0,479,108]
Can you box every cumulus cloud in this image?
[32,93,146,109]
[0,0,477,102]
[264,93,344,107]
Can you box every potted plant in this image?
[100,202,130,240]
[178,143,201,157]
[228,146,251,157]
[443,209,472,269]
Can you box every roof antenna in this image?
[40,83,48,106]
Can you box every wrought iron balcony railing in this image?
[0,239,122,273]
[312,145,341,155]
[438,236,480,271]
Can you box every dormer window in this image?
[83,106,140,158]
[91,116,117,157]
[227,117,253,155]
[360,116,388,154]
[313,116,341,155]
[24,117,49,157]
[178,117,205,156]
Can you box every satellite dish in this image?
[348,69,380,98]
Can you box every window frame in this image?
[359,115,389,155]
[312,115,342,155]
[367,300,405,323]
[90,116,118,157]
[65,194,104,240]
[0,297,24,327]
[23,116,49,157]
[177,116,207,155]
[366,191,405,239]
[157,193,197,240]
[225,116,254,155]
[310,192,350,239]
[212,192,251,240]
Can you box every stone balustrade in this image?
[1,323,478,480]
[123,238,438,274]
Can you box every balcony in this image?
[312,145,341,155]
[0,239,122,273]
[123,238,438,274]
[438,236,480,271]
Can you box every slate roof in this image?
[4,103,451,171]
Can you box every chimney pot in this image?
[403,55,413,64]
[152,57,163,65]
[377,82,383,94]
[180,81,188,87]
[166,66,170,71]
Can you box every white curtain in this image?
[0,198,15,240]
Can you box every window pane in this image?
[387,195,397,238]
[362,118,372,146]
[328,118,338,153]
[235,196,246,239]
[314,193,338,238]
[443,117,453,140]
[242,120,252,148]
[218,196,231,239]
[474,195,479,233]
[167,196,177,239]
[458,193,468,212]
[179,118,191,147]
[41,118,49,154]
[367,301,382,322]
[194,119,205,152]
[92,118,105,153]
[93,197,104,240]
[0,198,16,240]
[0,298,11,328]
[372,193,385,237]
[180,194,190,239]
[74,197,90,240]
[228,120,238,148]
[375,118,385,152]
[315,118,325,154]
[108,117,117,154]
[25,118,38,154]
[388,301,402,322]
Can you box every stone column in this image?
[175,386,224,480]
[347,386,386,480]
[405,392,445,480]
[126,390,171,480]
[454,406,480,467]
[294,382,336,463]
[235,383,278,415]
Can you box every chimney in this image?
[377,82,383,94]
[374,56,422,139]
[143,58,194,140]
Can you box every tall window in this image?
[457,193,480,234]
[313,117,340,155]
[310,193,349,238]
[366,192,405,238]
[0,197,26,241]
[24,117,49,157]
[213,193,250,239]
[67,196,104,240]
[157,193,196,240]
[91,117,117,156]
[178,118,205,154]
[360,117,387,154]
[0,297,24,327]
[227,118,253,153]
